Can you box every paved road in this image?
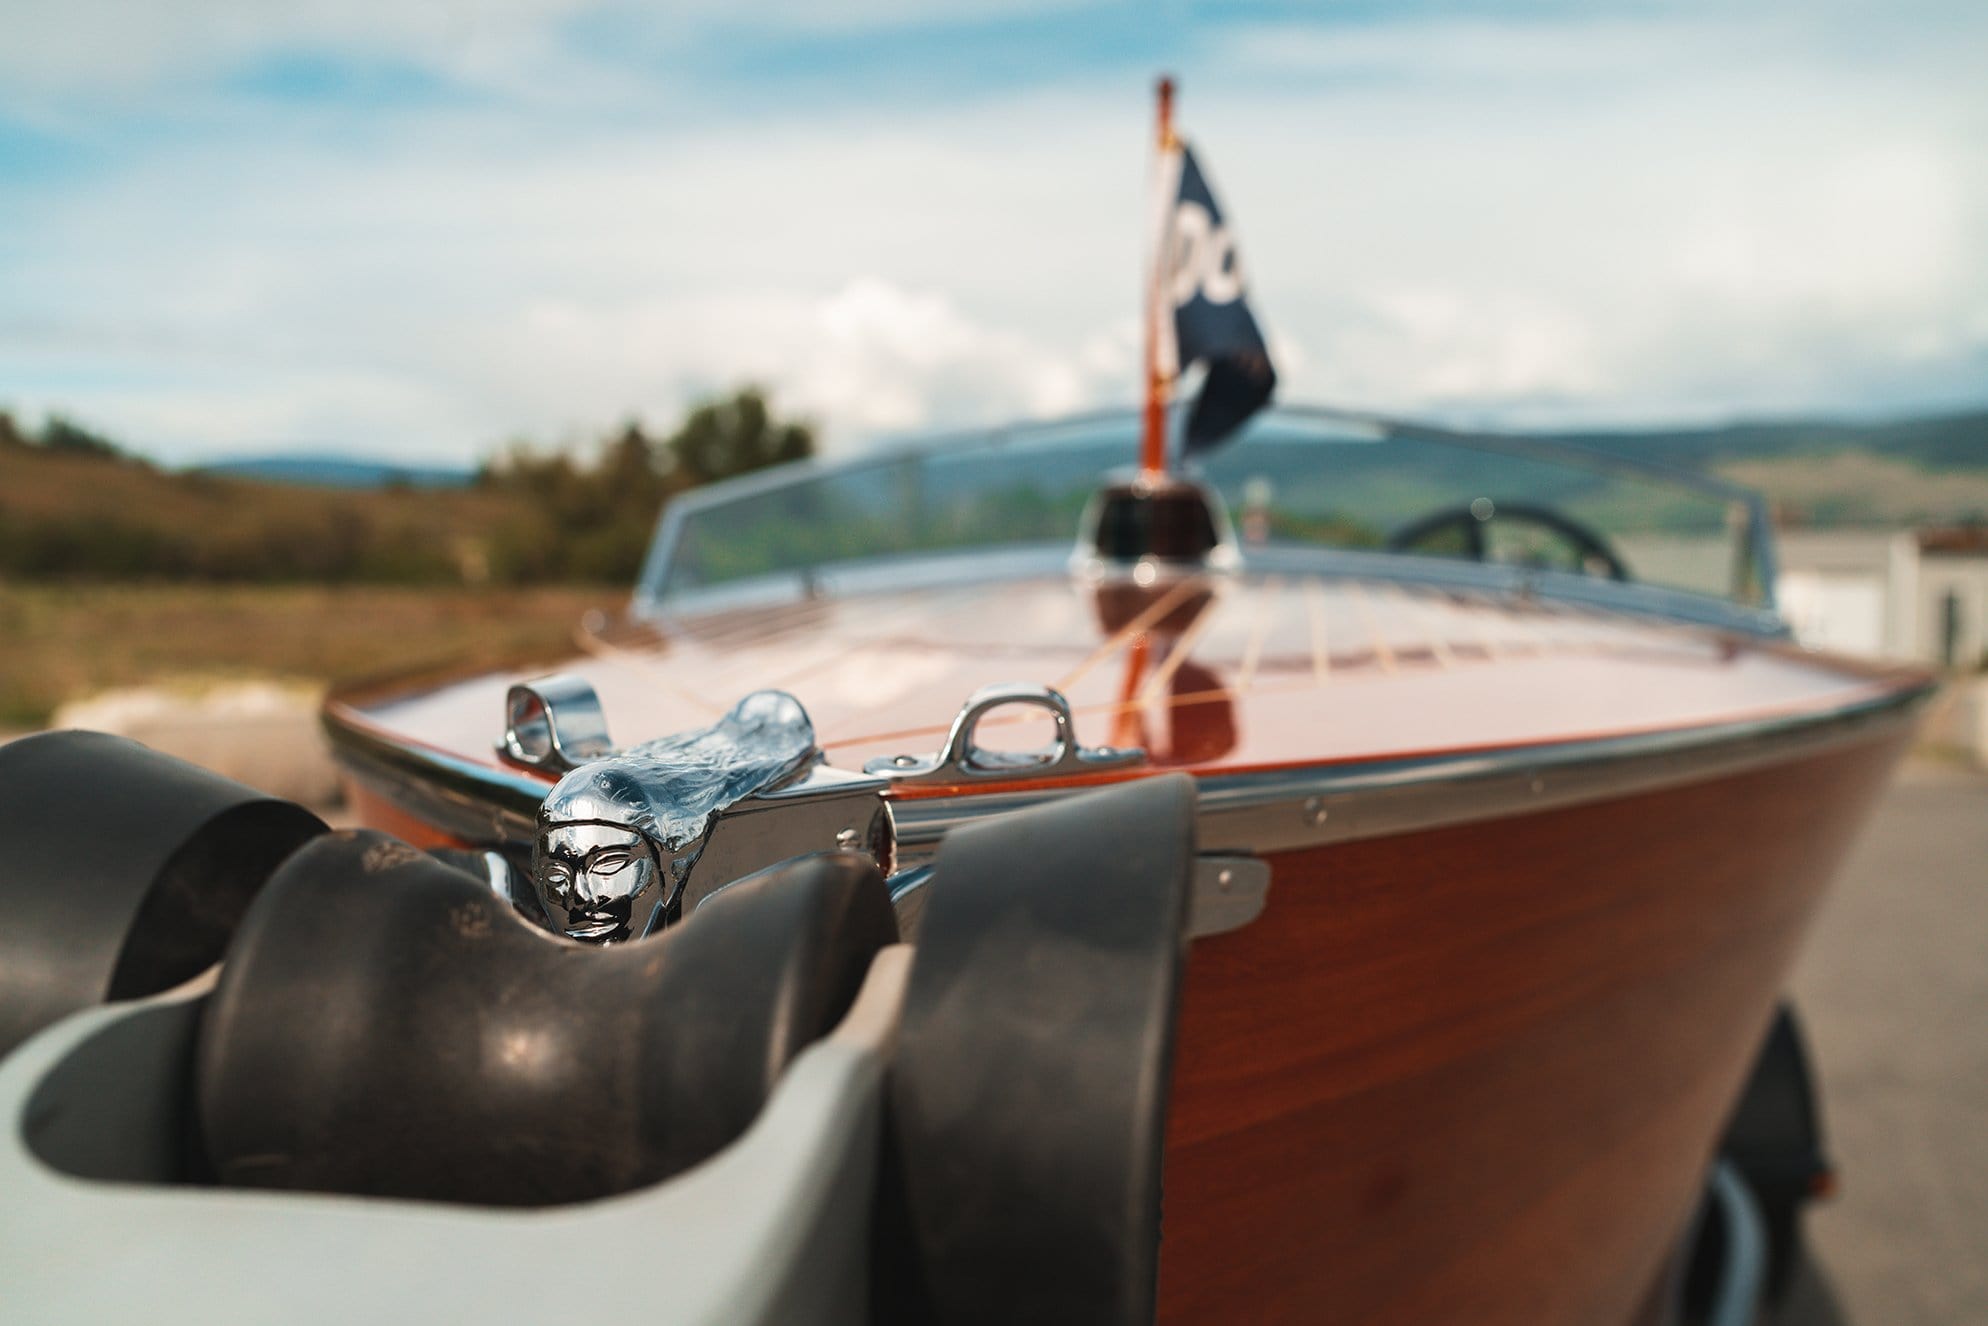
[1774,759,1988,1325]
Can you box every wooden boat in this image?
[311,404,1928,1323]
[0,403,1932,1325]
[0,80,1933,1326]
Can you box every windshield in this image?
[635,407,1776,627]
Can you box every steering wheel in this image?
[1385,500,1630,582]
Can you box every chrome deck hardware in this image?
[505,677,888,944]
[888,851,1272,943]
[500,675,614,773]
[504,678,1150,945]
[1070,469,1240,582]
[863,683,1145,786]
[1187,855,1270,938]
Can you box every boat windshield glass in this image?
[636,408,1775,625]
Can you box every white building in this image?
[1776,528,1988,667]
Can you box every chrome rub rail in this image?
[327,679,1933,879]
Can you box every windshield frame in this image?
[631,405,1784,637]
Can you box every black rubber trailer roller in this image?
[197,831,897,1206]
[880,772,1198,1326]
[0,730,328,1058]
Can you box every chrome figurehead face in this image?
[528,689,823,944]
[534,822,666,942]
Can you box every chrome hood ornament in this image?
[526,689,822,943]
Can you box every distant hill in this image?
[1546,408,1988,472]
[1541,408,1988,526]
[4,401,1985,587]
[189,413,1988,492]
[194,455,475,489]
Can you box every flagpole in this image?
[1140,75,1176,479]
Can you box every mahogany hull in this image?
[325,566,1930,1321]
[1159,729,1909,1324]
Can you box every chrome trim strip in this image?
[325,708,549,844]
[329,681,1932,865]
[885,682,1932,866]
[1193,685,1926,855]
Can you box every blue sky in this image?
[3,0,1985,464]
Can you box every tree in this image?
[471,387,817,583]
[665,387,814,487]
[36,414,128,461]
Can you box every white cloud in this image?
[2,84,1152,460]
[475,278,1121,443]
[1671,143,1962,308]
[3,4,1986,461]
[1190,10,1988,422]
[0,0,1101,117]
[0,1,577,113]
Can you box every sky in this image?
[2,0,1985,466]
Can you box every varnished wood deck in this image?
[350,571,1919,790]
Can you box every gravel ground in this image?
[1775,758,1988,1325]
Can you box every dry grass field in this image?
[0,443,542,582]
[0,582,622,727]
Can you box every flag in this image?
[1156,143,1277,454]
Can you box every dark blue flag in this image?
[1162,144,1276,454]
